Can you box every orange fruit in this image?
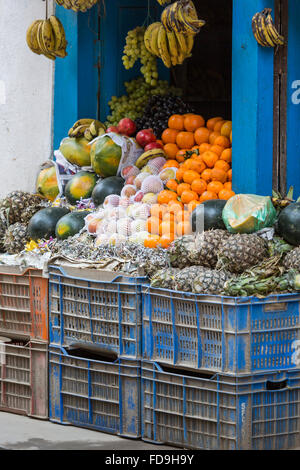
[165,179,178,192]
[159,220,175,236]
[201,168,213,183]
[168,200,184,213]
[218,189,235,200]
[177,182,191,196]
[199,191,218,202]
[177,220,192,237]
[209,131,221,145]
[175,167,185,182]
[176,149,189,163]
[176,210,190,223]
[183,159,205,173]
[187,200,201,212]
[220,148,232,163]
[214,160,230,172]
[224,182,232,190]
[157,190,178,205]
[220,120,232,138]
[206,117,223,131]
[183,170,200,185]
[194,127,210,145]
[198,143,211,154]
[163,143,179,159]
[210,168,227,184]
[168,114,185,131]
[210,145,224,157]
[176,131,195,149]
[162,159,180,169]
[163,212,175,223]
[183,114,205,132]
[227,169,232,181]
[191,178,207,195]
[213,120,226,132]
[181,190,199,204]
[156,139,163,146]
[146,216,160,235]
[202,151,219,168]
[214,135,231,148]
[150,204,167,220]
[159,233,175,249]
[161,128,179,144]
[144,234,160,249]
[207,181,224,195]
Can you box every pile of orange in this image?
[158,114,235,207]
[143,200,198,249]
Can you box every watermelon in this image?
[277,202,300,245]
[191,199,227,232]
[91,135,122,177]
[36,166,59,202]
[92,176,124,206]
[64,171,98,205]
[59,137,91,167]
[27,207,70,241]
[55,210,90,240]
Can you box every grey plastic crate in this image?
[141,361,300,450]
[0,337,48,419]
[49,345,141,438]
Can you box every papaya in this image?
[55,210,90,240]
[91,135,122,177]
[27,207,70,241]
[92,176,124,206]
[59,137,91,167]
[64,171,98,205]
[36,166,59,202]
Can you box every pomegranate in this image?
[144,141,163,151]
[117,118,136,136]
[136,129,156,148]
[107,126,119,133]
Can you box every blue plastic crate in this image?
[142,285,300,374]
[141,361,300,450]
[49,265,147,358]
[49,345,141,438]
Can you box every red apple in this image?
[144,141,163,151]
[136,129,156,148]
[117,118,136,136]
[107,126,119,133]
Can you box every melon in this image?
[55,210,90,240]
[92,176,124,207]
[191,199,227,232]
[277,202,300,246]
[27,207,70,241]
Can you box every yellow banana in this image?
[157,25,171,68]
[42,19,55,52]
[257,12,275,47]
[264,8,285,46]
[149,23,161,57]
[144,23,161,56]
[26,20,42,55]
[49,15,65,51]
[252,13,268,47]
[166,30,178,61]
[174,31,188,57]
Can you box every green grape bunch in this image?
[122,26,158,86]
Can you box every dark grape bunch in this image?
[135,94,195,139]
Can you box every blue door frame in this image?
[53,0,299,197]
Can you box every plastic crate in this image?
[0,266,48,341]
[49,265,146,358]
[0,337,48,419]
[142,285,300,374]
[49,345,140,438]
[141,361,300,450]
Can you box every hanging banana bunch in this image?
[26,16,67,60]
[55,0,98,12]
[156,0,171,5]
[252,8,285,47]
[144,0,205,68]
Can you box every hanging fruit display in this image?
[55,0,98,12]
[26,16,67,60]
[252,8,284,47]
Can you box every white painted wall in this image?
[0,0,55,198]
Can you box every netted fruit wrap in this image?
[53,149,95,197]
[222,194,277,234]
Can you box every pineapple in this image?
[168,235,196,269]
[0,214,8,252]
[174,265,206,292]
[283,246,300,271]
[192,269,231,295]
[217,233,268,274]
[150,268,180,289]
[3,222,30,254]
[0,191,47,225]
[188,229,230,268]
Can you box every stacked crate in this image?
[141,286,300,450]
[47,264,146,438]
[0,266,48,419]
